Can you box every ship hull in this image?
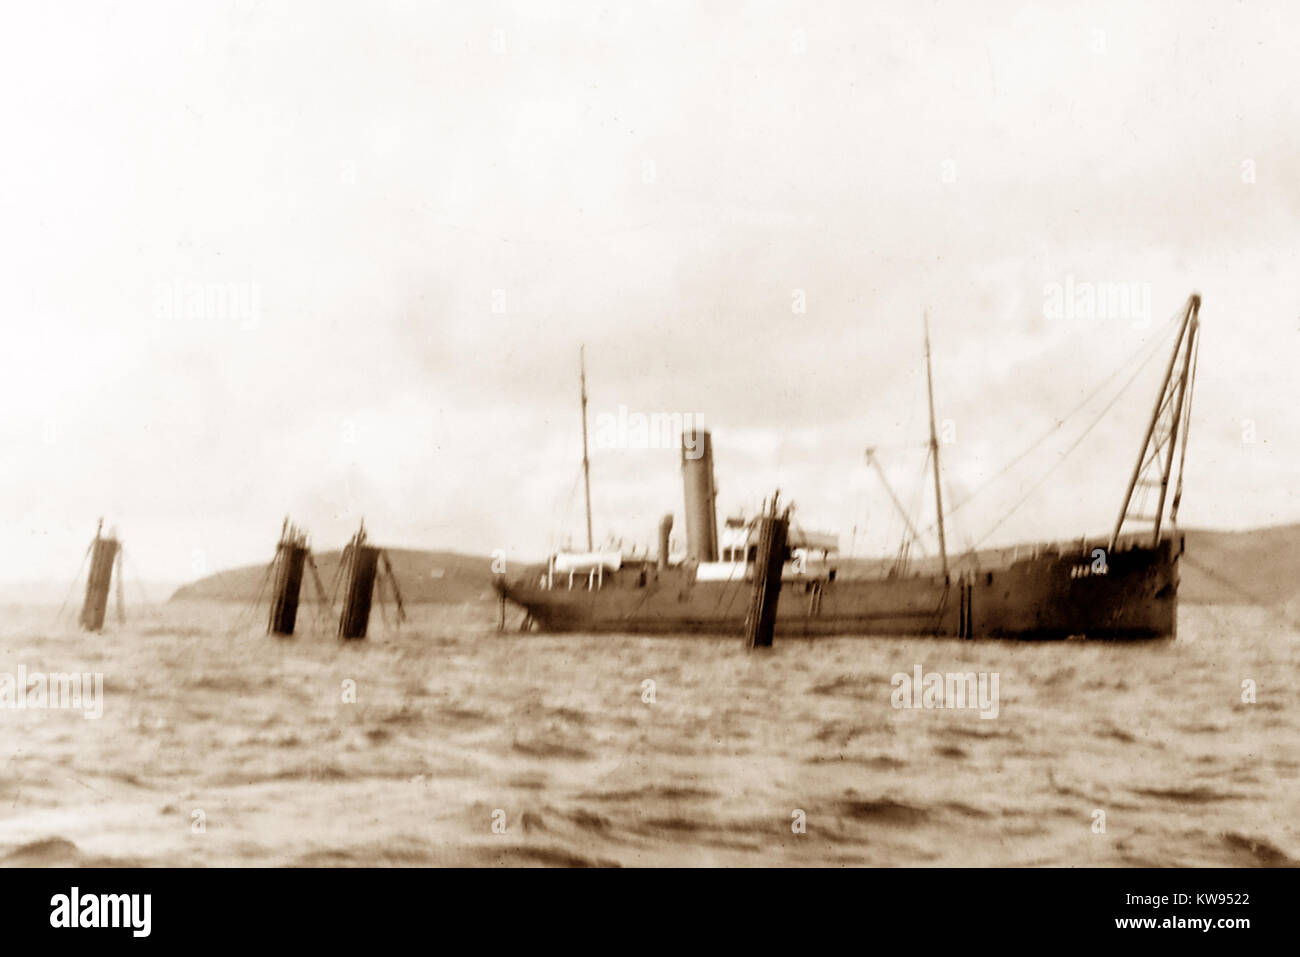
[498,538,1179,641]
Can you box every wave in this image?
[835,797,930,826]
[1220,832,1298,867]
[1130,785,1247,804]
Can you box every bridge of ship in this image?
[536,516,840,591]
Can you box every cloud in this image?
[2,0,1297,581]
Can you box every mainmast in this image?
[579,345,594,552]
[924,315,949,578]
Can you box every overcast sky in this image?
[2,0,1297,585]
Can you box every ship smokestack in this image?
[681,428,718,562]
[657,513,674,569]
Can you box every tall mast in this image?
[924,315,949,578]
[579,345,594,552]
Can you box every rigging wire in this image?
[548,466,584,555]
[924,309,1183,534]
[900,447,932,567]
[1169,325,1201,524]
[53,540,94,624]
[328,544,350,619]
[120,549,162,620]
[965,327,1177,552]
[1178,552,1300,631]
[227,557,276,636]
[305,552,334,636]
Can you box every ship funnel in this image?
[681,428,718,562]
[657,513,674,569]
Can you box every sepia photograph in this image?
[1,0,1296,939]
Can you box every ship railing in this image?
[548,564,605,590]
[959,532,1176,576]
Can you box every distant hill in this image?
[168,548,495,605]
[167,525,1300,609]
[832,524,1300,608]
[1180,525,1300,606]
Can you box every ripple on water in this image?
[1130,785,1248,804]
[1220,832,1298,867]
[835,796,930,826]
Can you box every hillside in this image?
[837,524,1300,607]
[1180,525,1300,606]
[167,524,1300,609]
[168,548,495,605]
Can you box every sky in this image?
[1,0,1297,586]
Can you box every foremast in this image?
[1110,293,1202,551]
[924,315,949,578]
[579,345,594,552]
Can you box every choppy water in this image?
[0,601,1296,866]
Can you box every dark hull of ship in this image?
[497,537,1180,640]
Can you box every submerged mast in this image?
[924,316,949,578]
[579,346,594,552]
[79,518,120,632]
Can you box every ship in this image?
[496,295,1202,640]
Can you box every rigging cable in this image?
[227,557,276,636]
[305,552,334,635]
[924,309,1183,534]
[53,540,94,624]
[120,550,162,620]
[967,323,1179,552]
[1178,551,1300,632]
[1169,325,1201,525]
